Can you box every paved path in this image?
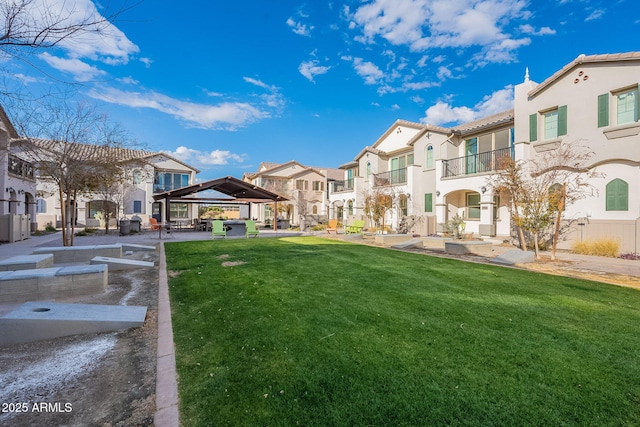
[0,229,637,426]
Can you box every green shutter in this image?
[558,105,567,136]
[606,179,628,211]
[636,84,640,122]
[529,113,537,142]
[597,93,609,127]
[424,193,433,213]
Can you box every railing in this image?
[373,168,406,187]
[330,179,354,193]
[8,154,35,180]
[442,147,514,178]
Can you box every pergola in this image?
[152,176,288,231]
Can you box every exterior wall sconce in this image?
[6,187,14,193]
[481,186,487,194]
[435,190,440,197]
[18,189,25,195]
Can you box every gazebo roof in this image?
[152,176,287,203]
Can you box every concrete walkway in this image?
[0,229,637,426]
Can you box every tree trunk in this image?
[551,183,566,261]
[59,187,68,246]
[533,233,540,260]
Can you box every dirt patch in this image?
[0,251,159,426]
[221,261,246,267]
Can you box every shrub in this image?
[44,222,57,232]
[572,238,620,257]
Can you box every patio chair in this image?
[211,220,227,239]
[245,220,259,238]
[345,219,365,234]
[326,219,339,234]
[149,218,161,231]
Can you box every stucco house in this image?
[33,141,200,230]
[329,51,639,253]
[244,161,342,227]
[0,105,37,241]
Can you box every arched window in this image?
[312,205,318,214]
[366,162,371,178]
[425,145,434,169]
[606,179,628,211]
[348,200,353,216]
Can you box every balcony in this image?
[442,147,514,178]
[8,154,35,180]
[330,179,354,193]
[373,168,406,187]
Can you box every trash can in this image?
[119,220,131,235]
[130,216,141,233]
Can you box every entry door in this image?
[152,202,162,222]
[465,138,478,174]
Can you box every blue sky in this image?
[5,0,639,180]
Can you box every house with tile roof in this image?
[329,52,639,253]
[31,139,200,230]
[243,161,342,227]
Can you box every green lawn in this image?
[165,237,640,427]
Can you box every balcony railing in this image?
[373,168,406,187]
[8,154,35,180]
[330,179,354,193]
[442,147,514,178]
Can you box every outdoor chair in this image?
[245,220,259,238]
[345,219,365,234]
[211,220,227,239]
[326,219,339,234]
[149,218,161,231]
[194,218,207,231]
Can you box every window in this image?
[425,145,434,169]
[424,193,433,213]
[348,200,353,216]
[296,180,305,190]
[466,193,480,219]
[170,202,189,218]
[132,169,143,184]
[366,162,371,179]
[606,179,628,211]
[617,87,639,124]
[399,194,408,216]
[133,200,142,214]
[312,181,324,191]
[154,172,190,193]
[36,199,47,213]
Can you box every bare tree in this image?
[0,0,133,54]
[488,141,601,259]
[362,187,394,233]
[12,99,136,245]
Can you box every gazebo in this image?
[152,176,288,231]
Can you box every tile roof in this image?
[452,109,514,134]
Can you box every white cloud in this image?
[38,52,106,81]
[24,0,139,64]
[286,17,314,36]
[348,0,533,65]
[242,77,285,110]
[519,24,556,36]
[346,57,385,85]
[117,76,139,85]
[585,9,605,22]
[164,146,246,166]
[298,60,331,82]
[87,87,271,130]
[420,86,514,125]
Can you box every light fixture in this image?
[18,189,25,195]
[435,190,440,197]
[481,186,487,194]
[5,187,14,193]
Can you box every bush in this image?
[572,238,620,258]
[44,222,57,232]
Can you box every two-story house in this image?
[244,161,342,227]
[330,52,639,253]
[34,141,200,229]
